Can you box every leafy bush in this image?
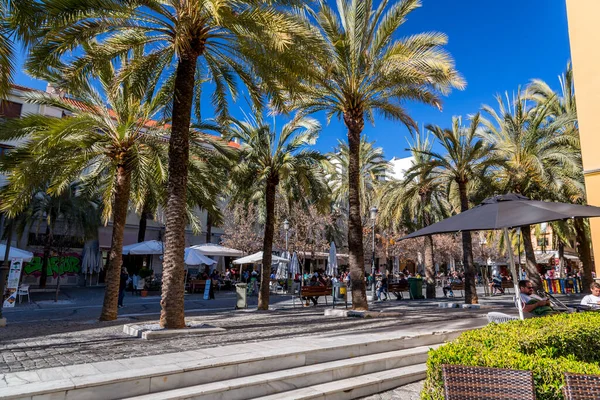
[422,313,600,400]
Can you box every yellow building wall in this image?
[566,0,600,276]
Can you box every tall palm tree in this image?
[324,137,389,218]
[11,183,101,288]
[528,63,594,291]
[0,59,171,321]
[29,0,319,328]
[293,0,464,309]
[410,115,496,303]
[379,132,450,298]
[0,0,40,99]
[480,90,580,289]
[226,114,327,310]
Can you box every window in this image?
[537,237,548,247]
[0,101,22,119]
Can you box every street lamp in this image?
[370,206,378,300]
[283,219,290,253]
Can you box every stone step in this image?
[124,345,436,400]
[0,329,463,400]
[252,364,427,400]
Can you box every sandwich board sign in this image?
[3,258,23,308]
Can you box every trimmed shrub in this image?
[422,313,600,400]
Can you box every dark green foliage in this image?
[423,313,600,400]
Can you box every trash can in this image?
[338,284,347,299]
[408,277,424,299]
[235,283,248,309]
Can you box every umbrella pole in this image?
[503,228,524,320]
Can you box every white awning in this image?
[233,251,289,265]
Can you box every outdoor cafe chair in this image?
[17,284,30,304]
[563,372,600,400]
[442,364,536,400]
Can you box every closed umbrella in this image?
[400,194,600,319]
[393,256,400,276]
[276,251,288,279]
[327,242,338,277]
[289,252,300,277]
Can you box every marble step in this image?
[124,345,436,400]
[0,328,467,400]
[253,364,427,400]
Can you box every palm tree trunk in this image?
[99,165,132,321]
[574,218,593,293]
[458,181,477,304]
[0,221,13,320]
[39,225,52,288]
[520,224,542,289]
[344,110,367,310]
[137,203,150,243]
[159,54,198,329]
[424,234,435,298]
[258,177,277,310]
[205,213,212,244]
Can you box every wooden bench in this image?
[450,283,465,297]
[501,281,514,294]
[388,282,410,300]
[190,279,209,293]
[298,285,331,306]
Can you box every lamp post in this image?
[283,219,290,282]
[370,206,378,300]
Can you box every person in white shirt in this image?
[580,282,600,308]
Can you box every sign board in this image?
[3,258,23,308]
[203,279,211,300]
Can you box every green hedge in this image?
[422,313,600,400]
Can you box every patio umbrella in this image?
[184,248,217,266]
[393,256,400,276]
[122,240,164,255]
[400,194,600,319]
[190,243,243,257]
[327,242,338,277]
[0,244,34,262]
[232,251,289,265]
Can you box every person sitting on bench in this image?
[303,275,322,306]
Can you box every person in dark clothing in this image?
[118,268,129,308]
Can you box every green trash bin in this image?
[235,283,248,309]
[407,277,424,299]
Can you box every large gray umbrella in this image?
[400,194,600,319]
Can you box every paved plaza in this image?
[0,286,586,398]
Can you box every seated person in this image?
[518,280,558,317]
[580,282,600,309]
[302,276,322,306]
[443,273,462,297]
[490,273,504,295]
[398,273,408,285]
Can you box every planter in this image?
[140,290,148,297]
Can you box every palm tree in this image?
[528,63,594,291]
[324,137,389,218]
[293,0,464,309]
[29,0,319,328]
[12,184,101,288]
[226,114,327,310]
[0,59,171,321]
[0,0,40,99]
[480,90,581,289]
[379,132,450,298]
[410,115,496,303]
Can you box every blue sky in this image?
[12,0,572,160]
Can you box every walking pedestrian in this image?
[118,267,129,308]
